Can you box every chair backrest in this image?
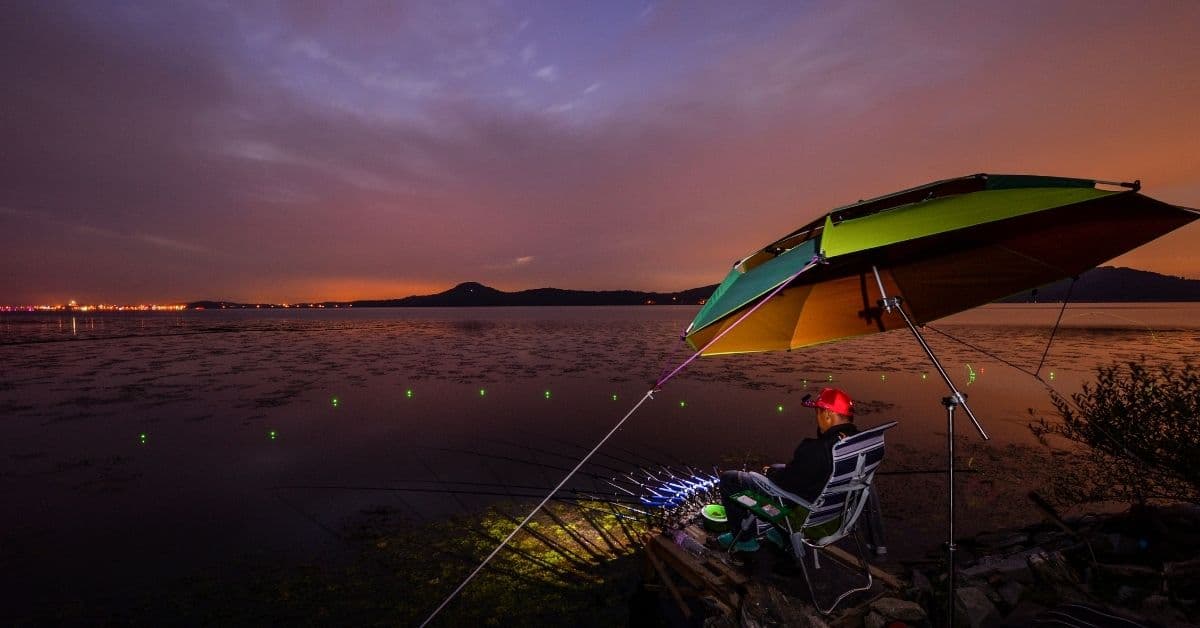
[799,421,896,545]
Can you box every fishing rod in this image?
[274,478,640,503]
[472,437,638,506]
[414,457,595,581]
[542,433,655,471]
[545,436,720,514]
[568,500,625,555]
[480,460,608,565]
[429,443,674,508]
[481,435,628,475]
[484,440,638,560]
[399,486,587,584]
[272,484,641,504]
[589,478,645,547]
[421,454,600,572]
[541,427,709,488]
[485,500,596,570]
[425,445,618,485]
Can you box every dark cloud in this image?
[2,1,1197,304]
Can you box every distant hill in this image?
[186,266,1198,309]
[349,282,718,307]
[999,266,1200,302]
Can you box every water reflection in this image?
[1,304,1198,613]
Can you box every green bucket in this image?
[701,504,728,532]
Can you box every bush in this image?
[1030,359,1200,505]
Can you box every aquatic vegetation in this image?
[1031,359,1200,505]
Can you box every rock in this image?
[996,580,1024,608]
[954,586,999,628]
[1027,550,1078,589]
[973,531,1029,550]
[702,615,738,628]
[910,568,933,594]
[1115,584,1152,606]
[1003,600,1049,625]
[1141,594,1171,611]
[864,610,887,628]
[1140,594,1191,627]
[1108,533,1147,557]
[764,585,827,627]
[960,552,1035,583]
[1031,529,1067,546]
[869,597,927,622]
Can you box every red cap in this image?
[803,387,854,416]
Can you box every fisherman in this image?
[717,386,858,551]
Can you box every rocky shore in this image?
[663,500,1200,627]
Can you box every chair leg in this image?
[796,528,875,615]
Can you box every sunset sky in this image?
[3,1,1198,304]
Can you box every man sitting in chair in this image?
[718,387,858,551]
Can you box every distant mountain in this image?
[999,266,1200,302]
[186,266,1198,309]
[349,281,718,307]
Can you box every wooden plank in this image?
[648,536,710,590]
[645,544,692,619]
[652,536,729,593]
[821,545,904,590]
[682,524,709,545]
[705,555,749,586]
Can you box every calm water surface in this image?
[2,304,1198,612]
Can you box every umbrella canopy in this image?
[685,173,1198,356]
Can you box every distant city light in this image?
[0,303,187,312]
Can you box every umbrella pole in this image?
[944,394,958,627]
[873,266,989,626]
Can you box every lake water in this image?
[3,304,1198,616]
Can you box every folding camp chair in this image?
[728,421,897,614]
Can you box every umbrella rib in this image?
[657,257,821,387]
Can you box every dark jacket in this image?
[766,423,859,502]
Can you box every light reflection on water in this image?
[1,304,1197,607]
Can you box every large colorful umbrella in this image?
[685,173,1196,355]
[682,173,1197,618]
